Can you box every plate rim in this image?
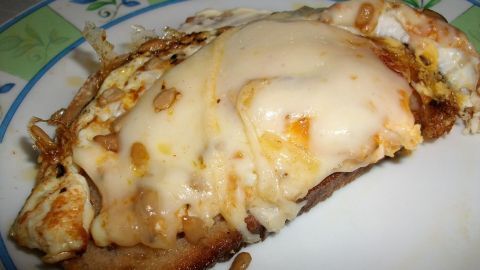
[1,1,478,269]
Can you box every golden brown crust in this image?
[371,38,459,139]
[411,93,458,140]
[60,53,135,129]
[63,221,242,270]
[299,167,370,214]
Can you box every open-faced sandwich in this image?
[9,0,480,269]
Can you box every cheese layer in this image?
[73,19,422,248]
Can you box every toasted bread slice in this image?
[63,220,243,270]
[63,168,372,270]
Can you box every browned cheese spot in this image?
[398,89,411,113]
[93,133,119,152]
[197,155,206,169]
[285,116,311,149]
[97,87,125,107]
[153,88,181,112]
[39,187,87,263]
[233,151,244,159]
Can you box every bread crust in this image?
[63,221,242,270]
[63,165,370,270]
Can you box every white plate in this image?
[1,1,479,269]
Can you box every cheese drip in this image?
[73,19,422,248]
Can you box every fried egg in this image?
[73,18,423,248]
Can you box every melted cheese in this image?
[73,19,422,248]
[179,8,271,33]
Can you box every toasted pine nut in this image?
[355,3,375,33]
[138,38,166,53]
[182,216,207,244]
[93,133,119,152]
[134,188,160,220]
[131,142,149,168]
[97,87,125,107]
[229,252,252,270]
[180,34,194,45]
[144,56,171,71]
[153,88,180,112]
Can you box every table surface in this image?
[0,0,42,25]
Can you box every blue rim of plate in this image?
[1,1,479,269]
[0,1,189,268]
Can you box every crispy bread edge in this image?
[63,166,370,270]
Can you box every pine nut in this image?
[97,87,125,107]
[153,88,180,112]
[131,142,149,169]
[229,252,252,270]
[182,216,207,244]
[93,133,119,152]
